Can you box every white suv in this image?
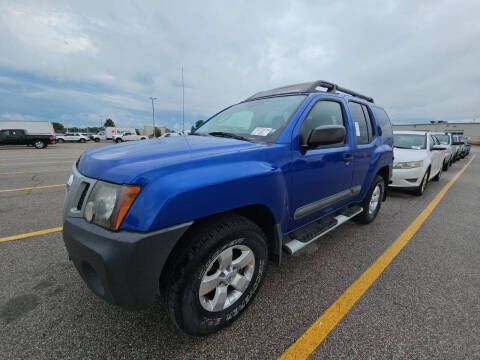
[56,133,90,143]
[390,131,445,196]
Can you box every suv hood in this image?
[393,147,428,163]
[77,135,262,184]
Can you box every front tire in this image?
[58,138,64,143]
[354,175,385,224]
[442,160,449,171]
[415,169,430,196]
[164,214,268,336]
[94,138,100,142]
[115,138,122,143]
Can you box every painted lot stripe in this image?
[0,227,63,243]
[0,184,65,193]
[279,155,476,360]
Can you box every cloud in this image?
[0,0,480,129]
[0,112,42,121]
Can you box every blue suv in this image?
[63,80,393,335]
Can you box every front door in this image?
[290,98,355,228]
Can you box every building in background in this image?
[392,121,480,144]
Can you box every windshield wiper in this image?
[208,132,251,142]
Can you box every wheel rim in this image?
[368,184,381,214]
[35,141,43,148]
[198,243,255,312]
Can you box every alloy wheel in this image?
[199,244,255,312]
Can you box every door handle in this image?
[344,154,354,162]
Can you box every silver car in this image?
[432,132,454,170]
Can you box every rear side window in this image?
[373,107,393,137]
[348,102,370,144]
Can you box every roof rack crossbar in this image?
[245,80,374,103]
[308,81,374,103]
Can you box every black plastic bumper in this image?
[63,218,191,310]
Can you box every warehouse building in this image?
[392,121,480,144]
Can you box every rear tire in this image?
[115,138,122,143]
[354,175,385,224]
[34,140,45,149]
[95,138,100,142]
[164,214,268,336]
[79,138,86,143]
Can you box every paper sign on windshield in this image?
[251,127,272,136]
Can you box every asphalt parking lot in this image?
[1,142,479,359]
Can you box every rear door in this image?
[348,101,376,193]
[290,97,355,228]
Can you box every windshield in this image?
[393,134,426,149]
[435,134,450,145]
[195,95,306,143]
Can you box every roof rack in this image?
[245,80,374,103]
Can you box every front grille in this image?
[77,182,90,210]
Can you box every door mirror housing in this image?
[305,125,346,148]
[432,145,446,151]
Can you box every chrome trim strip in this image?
[294,185,361,220]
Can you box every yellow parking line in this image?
[0,227,63,243]
[0,184,65,193]
[279,155,476,360]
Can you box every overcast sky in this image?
[1,0,479,130]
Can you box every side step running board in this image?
[283,205,363,255]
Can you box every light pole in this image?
[182,66,185,132]
[149,97,157,138]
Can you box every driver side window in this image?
[300,100,345,146]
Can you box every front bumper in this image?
[389,166,425,188]
[63,217,191,310]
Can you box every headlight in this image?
[393,160,423,169]
[84,181,141,231]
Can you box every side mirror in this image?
[432,145,446,151]
[305,125,346,148]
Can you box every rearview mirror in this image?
[306,125,346,148]
[432,145,446,151]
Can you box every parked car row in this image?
[62,80,476,336]
[390,130,471,195]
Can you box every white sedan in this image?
[390,131,445,195]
